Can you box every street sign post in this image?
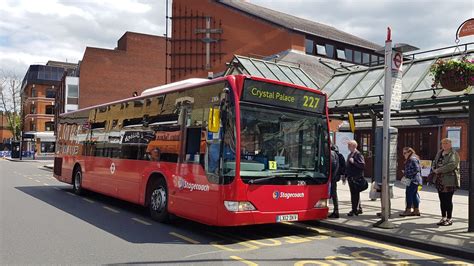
[374,27,396,229]
[374,28,418,229]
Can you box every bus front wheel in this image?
[73,167,84,195]
[148,178,169,222]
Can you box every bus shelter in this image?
[321,44,474,231]
[224,54,320,89]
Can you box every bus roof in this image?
[59,77,228,117]
[59,75,326,118]
[141,78,208,96]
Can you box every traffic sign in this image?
[392,52,402,70]
[391,76,402,111]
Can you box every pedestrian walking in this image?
[399,147,422,217]
[328,144,344,218]
[345,140,366,216]
[432,138,460,226]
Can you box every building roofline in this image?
[216,1,381,51]
[119,31,167,40]
[83,46,127,53]
[46,60,78,67]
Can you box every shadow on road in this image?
[15,185,327,245]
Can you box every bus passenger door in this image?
[174,100,220,224]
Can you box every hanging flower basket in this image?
[430,57,474,92]
[470,72,474,86]
[439,69,470,92]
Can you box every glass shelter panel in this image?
[251,60,278,80]
[265,63,293,83]
[358,77,385,106]
[277,65,306,87]
[329,72,366,102]
[239,58,263,77]
[290,68,318,89]
[322,75,347,98]
[401,60,434,100]
[340,69,383,107]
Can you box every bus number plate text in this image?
[276,214,298,222]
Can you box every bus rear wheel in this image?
[149,178,169,222]
[73,167,84,195]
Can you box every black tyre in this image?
[148,178,169,222]
[73,167,84,195]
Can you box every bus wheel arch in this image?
[146,173,170,222]
[72,163,84,195]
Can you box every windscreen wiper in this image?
[248,176,280,184]
[248,172,298,184]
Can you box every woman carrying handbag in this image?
[399,147,422,217]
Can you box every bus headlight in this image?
[314,199,328,208]
[224,201,256,212]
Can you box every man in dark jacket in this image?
[345,140,366,216]
[329,145,342,218]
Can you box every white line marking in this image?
[83,198,95,203]
[66,192,76,196]
[103,206,120,213]
[132,217,152,225]
[54,187,60,190]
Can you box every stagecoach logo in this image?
[110,162,116,174]
[272,191,305,200]
[175,176,209,192]
[272,191,280,199]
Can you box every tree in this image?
[0,71,22,141]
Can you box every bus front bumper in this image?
[216,208,329,226]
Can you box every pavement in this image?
[2,157,54,169]
[319,180,474,261]
[4,157,54,162]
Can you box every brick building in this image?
[0,111,13,150]
[21,61,77,157]
[170,0,381,83]
[77,31,169,109]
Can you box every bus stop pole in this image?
[374,27,395,229]
[469,96,474,232]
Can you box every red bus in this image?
[54,75,331,226]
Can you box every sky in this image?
[0,0,473,77]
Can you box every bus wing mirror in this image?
[208,107,220,133]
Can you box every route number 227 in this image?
[303,96,320,109]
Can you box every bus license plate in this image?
[276,214,298,222]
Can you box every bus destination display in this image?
[242,79,325,114]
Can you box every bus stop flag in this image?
[457,18,474,39]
